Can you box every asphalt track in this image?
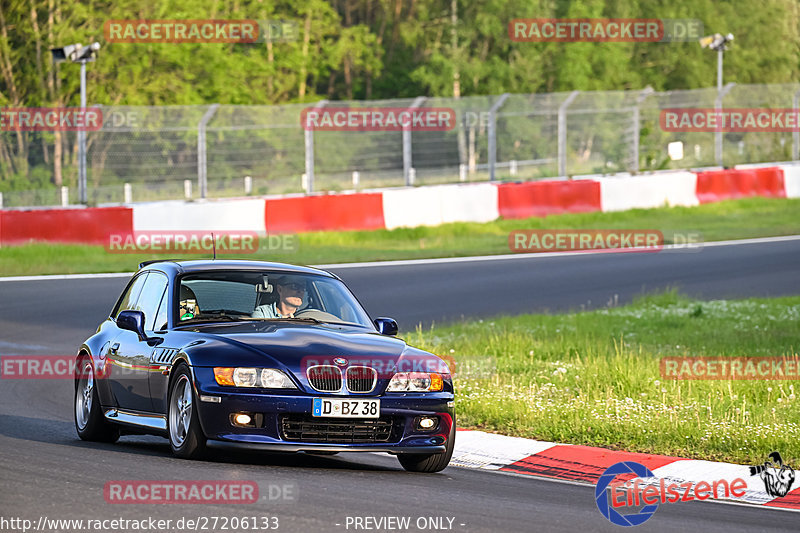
[1,237,800,532]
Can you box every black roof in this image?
[138,259,335,278]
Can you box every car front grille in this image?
[280,415,398,443]
[307,365,342,392]
[346,366,377,393]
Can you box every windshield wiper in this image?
[178,314,248,324]
[277,317,323,324]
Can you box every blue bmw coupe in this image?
[74,260,455,472]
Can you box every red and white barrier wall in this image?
[596,171,699,211]
[1,163,798,246]
[0,206,133,246]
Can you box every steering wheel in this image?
[294,309,341,322]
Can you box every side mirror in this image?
[374,317,398,336]
[117,310,162,345]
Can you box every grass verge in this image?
[406,291,800,465]
[2,197,800,277]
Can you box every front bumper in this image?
[206,441,447,455]
[193,374,454,454]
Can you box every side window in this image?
[134,272,169,331]
[112,273,149,319]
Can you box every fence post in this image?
[184,179,192,200]
[404,97,427,186]
[123,183,132,204]
[488,93,510,181]
[352,171,360,188]
[304,100,327,194]
[793,89,800,161]
[197,104,220,199]
[0,192,3,209]
[558,91,580,177]
[244,176,252,195]
[715,83,735,167]
[631,87,654,173]
[61,186,69,207]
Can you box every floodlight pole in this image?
[699,33,733,167]
[53,43,99,205]
[78,62,87,204]
[715,49,722,167]
[715,83,735,167]
[793,89,800,161]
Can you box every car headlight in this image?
[386,372,444,392]
[260,368,294,388]
[214,367,296,389]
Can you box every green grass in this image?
[405,291,800,465]
[2,197,799,277]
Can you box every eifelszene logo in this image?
[595,462,659,527]
[595,461,748,526]
[750,452,796,498]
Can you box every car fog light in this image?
[415,416,439,431]
[231,413,253,427]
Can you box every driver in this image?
[251,276,307,318]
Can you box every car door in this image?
[147,278,173,414]
[106,272,149,411]
[108,272,168,413]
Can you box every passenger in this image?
[252,276,306,318]
[179,285,200,320]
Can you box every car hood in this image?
[176,320,425,369]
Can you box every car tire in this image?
[74,356,119,443]
[168,364,207,459]
[397,416,456,473]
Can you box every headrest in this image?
[180,285,197,301]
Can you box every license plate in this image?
[312,398,380,418]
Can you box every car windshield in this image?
[177,270,373,328]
